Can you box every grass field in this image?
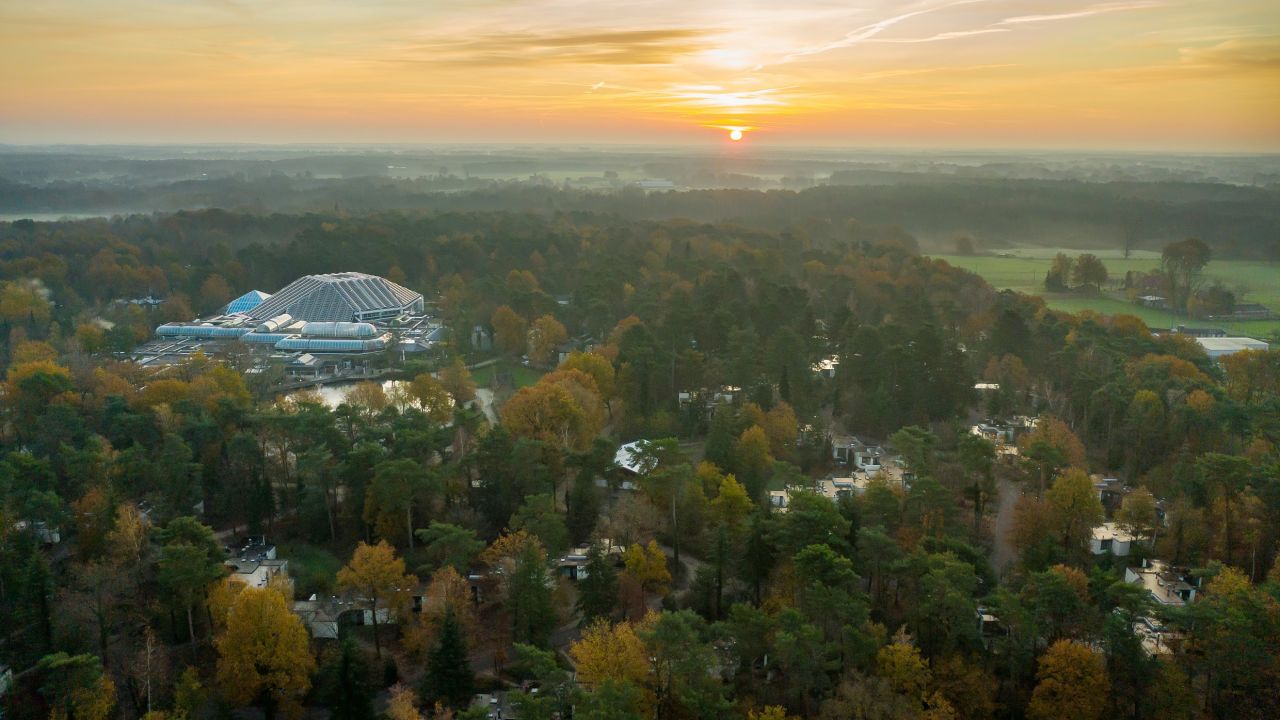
[932,251,1280,339]
[471,359,545,389]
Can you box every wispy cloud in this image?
[1178,36,1280,71]
[874,28,1011,44]
[999,1,1162,26]
[400,28,714,66]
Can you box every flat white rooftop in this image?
[1195,337,1268,357]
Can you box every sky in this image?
[1,0,1278,150]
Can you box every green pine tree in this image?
[510,542,557,647]
[316,635,375,720]
[421,606,475,709]
[576,543,618,623]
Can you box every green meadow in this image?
[932,250,1280,339]
[470,359,546,389]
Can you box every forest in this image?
[0,205,1277,720]
[3,148,1279,261]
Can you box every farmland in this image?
[932,250,1280,339]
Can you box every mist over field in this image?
[3,146,1278,261]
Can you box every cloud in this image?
[402,27,713,66]
[781,8,937,62]
[1178,36,1280,71]
[999,1,1161,26]
[873,28,1011,44]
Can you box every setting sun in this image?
[729,128,744,141]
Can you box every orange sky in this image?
[2,1,1278,150]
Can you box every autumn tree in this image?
[336,541,418,659]
[407,373,453,423]
[403,566,477,659]
[199,274,232,311]
[439,356,477,404]
[1027,640,1109,720]
[37,652,117,720]
[731,425,773,501]
[528,314,569,365]
[1045,253,1073,291]
[344,381,387,418]
[1046,468,1104,561]
[763,401,799,460]
[570,619,650,692]
[214,586,316,720]
[1020,417,1086,496]
[385,685,422,720]
[492,305,528,356]
[501,377,603,452]
[623,540,671,610]
[560,350,617,405]
[1116,487,1158,545]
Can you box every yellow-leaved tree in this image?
[214,585,315,720]
[491,305,527,356]
[527,314,568,365]
[439,356,477,404]
[337,540,417,660]
[408,373,454,423]
[402,566,475,659]
[569,619,651,703]
[1027,639,1109,720]
[623,540,671,610]
[560,350,616,407]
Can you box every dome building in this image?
[245,272,423,323]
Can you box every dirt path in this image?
[992,477,1022,577]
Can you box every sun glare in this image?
[729,128,744,141]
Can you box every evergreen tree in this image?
[576,543,618,623]
[421,606,475,709]
[316,636,375,720]
[566,470,601,543]
[510,541,557,646]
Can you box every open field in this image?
[471,359,546,389]
[933,252,1280,339]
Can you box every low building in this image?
[1132,615,1182,656]
[12,519,61,544]
[811,355,840,378]
[768,489,791,511]
[1090,522,1136,556]
[226,557,289,589]
[292,595,357,639]
[1216,303,1274,321]
[225,537,289,589]
[1125,559,1198,606]
[1195,336,1269,360]
[614,440,658,476]
[818,476,870,500]
[556,540,622,581]
[1172,325,1226,338]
